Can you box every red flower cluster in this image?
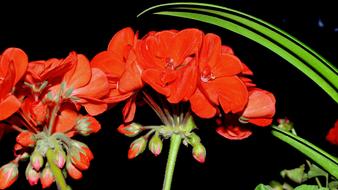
[327,120,338,145]
[93,27,276,140]
[1,27,276,189]
[0,49,106,189]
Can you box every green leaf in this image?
[328,181,338,190]
[271,127,338,179]
[308,164,328,179]
[281,164,307,184]
[137,2,338,103]
[255,184,273,190]
[294,185,328,190]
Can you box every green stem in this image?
[46,149,70,190]
[162,134,182,190]
[47,104,60,135]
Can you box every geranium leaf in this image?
[281,164,307,184]
[255,184,272,190]
[138,2,338,103]
[307,164,328,179]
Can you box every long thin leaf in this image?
[137,2,338,103]
[271,127,338,179]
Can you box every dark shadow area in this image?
[0,0,337,189]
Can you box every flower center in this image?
[201,66,215,82]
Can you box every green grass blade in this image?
[272,127,338,179]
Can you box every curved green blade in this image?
[272,126,338,179]
[137,2,338,103]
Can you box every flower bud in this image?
[16,130,36,147]
[25,164,39,186]
[54,148,66,169]
[128,137,147,159]
[66,159,83,180]
[40,166,54,189]
[71,140,93,161]
[117,123,143,137]
[149,133,162,156]
[0,162,19,189]
[75,115,101,136]
[30,150,44,171]
[69,141,93,171]
[192,143,206,163]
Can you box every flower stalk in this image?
[162,134,182,190]
[46,149,70,190]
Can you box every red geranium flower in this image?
[190,33,248,118]
[137,28,203,103]
[91,27,143,122]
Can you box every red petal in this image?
[64,53,91,89]
[205,76,248,113]
[213,53,242,77]
[326,120,338,145]
[216,126,252,140]
[242,89,276,119]
[55,106,78,133]
[83,102,108,116]
[91,51,125,78]
[122,96,136,123]
[108,27,135,54]
[142,69,170,96]
[168,60,198,103]
[0,95,21,121]
[73,68,109,99]
[248,118,273,127]
[2,48,28,85]
[118,51,143,94]
[168,29,203,65]
[0,59,15,99]
[190,88,217,118]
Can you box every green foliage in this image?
[294,185,328,190]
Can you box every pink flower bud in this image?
[192,143,206,163]
[30,150,44,171]
[66,159,83,180]
[149,133,162,156]
[25,164,39,186]
[40,166,54,189]
[128,137,147,159]
[118,123,143,137]
[16,130,36,147]
[0,162,19,189]
[75,115,101,136]
[54,148,66,169]
[70,140,93,170]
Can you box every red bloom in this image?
[91,27,142,122]
[0,48,28,121]
[137,28,203,103]
[327,120,338,145]
[240,88,276,126]
[190,34,248,118]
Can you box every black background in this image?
[0,0,337,189]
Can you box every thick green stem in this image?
[162,134,182,190]
[46,149,70,190]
